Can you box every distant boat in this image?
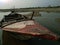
[0,10,60,41]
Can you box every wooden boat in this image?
[0,10,60,41]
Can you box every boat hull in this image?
[1,20,59,40]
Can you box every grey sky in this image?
[0,0,60,9]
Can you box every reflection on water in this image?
[26,37,60,45]
[0,12,60,45]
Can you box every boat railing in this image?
[0,14,29,28]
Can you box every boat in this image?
[0,10,60,41]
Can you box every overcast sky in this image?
[0,0,60,9]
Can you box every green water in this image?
[0,30,2,45]
[0,12,60,45]
[34,12,60,34]
[32,12,60,45]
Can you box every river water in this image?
[0,12,60,45]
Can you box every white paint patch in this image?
[4,20,34,29]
